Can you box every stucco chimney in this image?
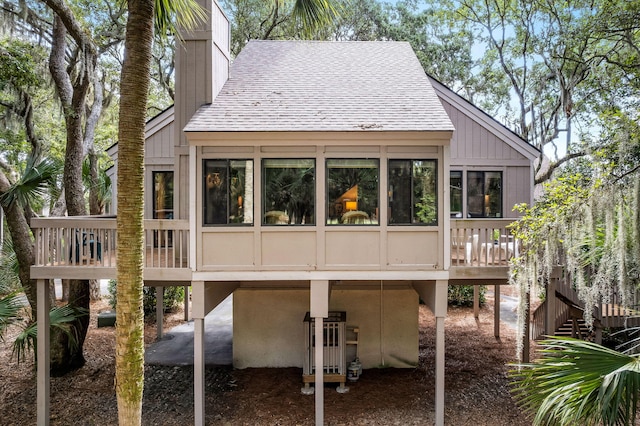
[174,0,230,218]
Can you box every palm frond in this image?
[0,157,60,209]
[154,0,207,39]
[0,237,20,294]
[0,292,23,341]
[510,337,640,426]
[12,304,88,364]
[292,0,339,37]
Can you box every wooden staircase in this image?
[532,273,640,343]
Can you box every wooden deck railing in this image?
[31,217,517,273]
[31,216,190,270]
[450,219,521,267]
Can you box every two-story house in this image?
[31,2,538,425]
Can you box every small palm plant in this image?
[510,337,640,426]
[12,304,87,364]
[0,292,22,341]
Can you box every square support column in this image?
[192,281,205,426]
[494,284,500,338]
[434,280,447,426]
[37,279,50,426]
[310,280,330,426]
[156,286,164,340]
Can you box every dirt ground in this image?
[0,292,534,425]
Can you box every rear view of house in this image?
[32,1,537,425]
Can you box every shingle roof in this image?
[184,40,454,133]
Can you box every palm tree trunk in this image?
[115,0,154,424]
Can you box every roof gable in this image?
[185,40,454,133]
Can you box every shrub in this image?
[448,285,486,307]
[107,279,185,319]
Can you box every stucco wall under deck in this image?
[232,284,419,369]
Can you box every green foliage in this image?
[0,156,61,210]
[0,38,43,93]
[12,304,88,365]
[0,238,20,295]
[153,0,208,39]
[511,337,640,426]
[107,279,185,319]
[0,292,22,341]
[447,285,485,307]
[415,192,436,224]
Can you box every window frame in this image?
[466,170,503,218]
[325,158,380,226]
[152,171,174,220]
[261,158,316,226]
[450,170,463,218]
[388,159,438,226]
[202,159,254,226]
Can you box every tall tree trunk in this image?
[0,172,36,311]
[48,13,92,375]
[88,150,102,302]
[115,0,154,423]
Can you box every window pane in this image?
[485,172,502,218]
[412,160,437,224]
[450,171,462,218]
[153,171,174,219]
[467,171,484,217]
[389,160,411,224]
[467,171,502,218]
[262,159,315,225]
[327,159,379,225]
[389,160,437,225]
[203,160,253,225]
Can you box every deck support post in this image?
[310,280,330,426]
[156,286,164,339]
[184,285,190,321]
[494,284,500,338]
[434,280,447,426]
[37,278,50,426]
[193,281,206,426]
[473,285,480,319]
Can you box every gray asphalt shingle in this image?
[184,40,454,133]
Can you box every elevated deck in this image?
[30,217,191,283]
[30,217,519,285]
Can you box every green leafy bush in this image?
[448,285,486,307]
[107,279,185,319]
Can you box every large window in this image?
[388,160,437,225]
[262,159,315,225]
[450,171,462,218]
[203,159,253,225]
[326,159,379,225]
[467,171,502,218]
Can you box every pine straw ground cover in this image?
[0,292,533,425]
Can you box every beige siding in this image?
[443,100,529,164]
[146,121,174,161]
[505,166,533,215]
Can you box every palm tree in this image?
[510,337,640,426]
[116,1,337,423]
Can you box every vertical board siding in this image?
[442,100,527,162]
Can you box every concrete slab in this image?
[145,294,233,366]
